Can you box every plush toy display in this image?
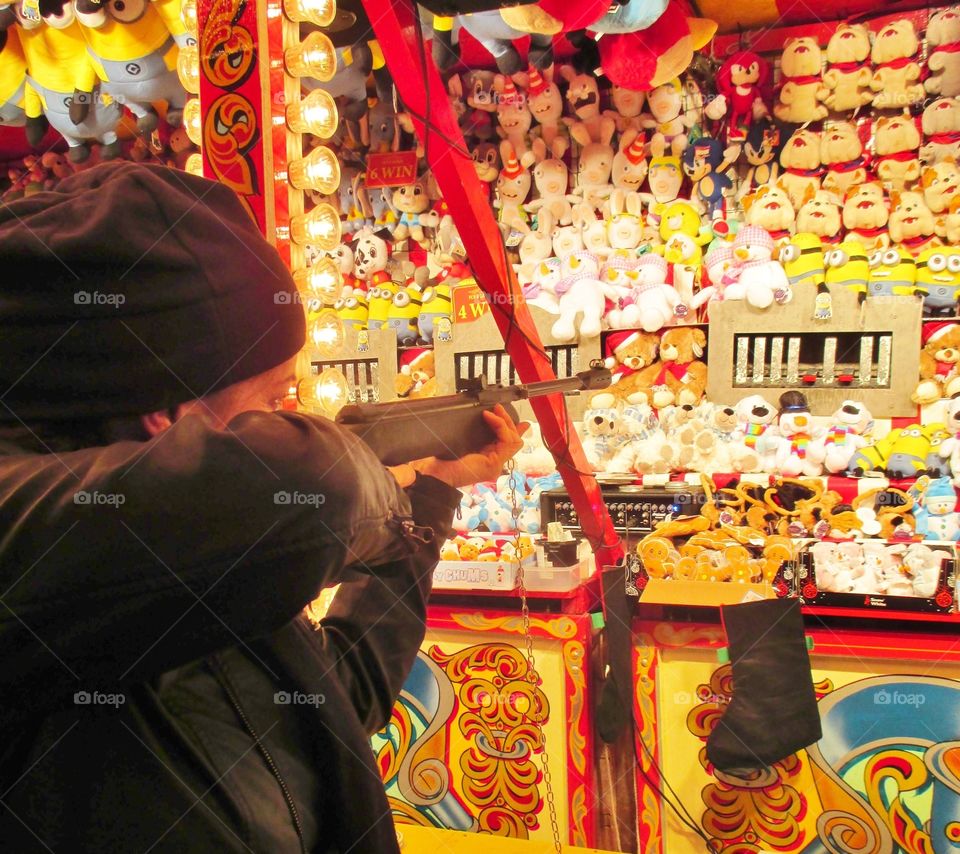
[821,23,873,113]
[820,122,868,198]
[737,119,780,200]
[874,111,922,190]
[774,37,828,124]
[871,18,925,109]
[796,190,842,243]
[920,97,960,163]
[682,136,740,218]
[843,183,890,250]
[888,191,939,254]
[926,8,960,98]
[779,129,824,212]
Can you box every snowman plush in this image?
[770,391,825,477]
[725,226,792,309]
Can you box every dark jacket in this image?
[0,412,460,853]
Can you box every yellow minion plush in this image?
[0,26,26,126]
[915,247,960,316]
[778,233,825,289]
[824,240,869,302]
[417,283,452,344]
[386,283,422,346]
[867,246,918,297]
[335,293,369,332]
[20,1,122,162]
[74,0,186,131]
[366,280,399,329]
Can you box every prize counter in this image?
[7,0,960,849]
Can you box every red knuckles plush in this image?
[716,51,771,140]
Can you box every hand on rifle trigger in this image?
[388,405,529,488]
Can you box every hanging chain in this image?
[507,457,562,853]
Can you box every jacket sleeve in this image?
[315,473,461,733]
[0,411,418,722]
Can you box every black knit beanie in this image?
[0,161,306,422]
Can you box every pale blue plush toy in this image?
[912,477,960,542]
[474,483,517,533]
[588,0,669,34]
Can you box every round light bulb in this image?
[177,45,200,94]
[181,0,197,33]
[184,153,203,176]
[284,31,336,81]
[285,88,338,137]
[282,0,336,27]
[290,203,341,249]
[288,145,340,194]
[293,256,342,303]
[297,367,349,416]
[183,98,202,146]
[308,309,345,355]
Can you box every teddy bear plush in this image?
[735,394,779,472]
[810,400,874,473]
[820,122,868,198]
[395,349,438,399]
[842,182,890,250]
[589,329,661,408]
[870,18,925,109]
[821,23,874,113]
[579,407,629,470]
[874,111,922,190]
[920,97,960,164]
[774,37,829,124]
[926,7,960,98]
[647,327,708,408]
[888,190,940,254]
[915,322,960,404]
[779,129,824,212]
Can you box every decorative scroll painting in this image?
[197,0,264,229]
[640,628,960,853]
[372,610,595,846]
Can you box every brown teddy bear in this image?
[914,322,960,405]
[646,327,708,408]
[395,349,438,399]
[589,329,660,408]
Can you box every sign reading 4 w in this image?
[452,284,489,324]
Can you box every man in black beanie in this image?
[0,162,524,853]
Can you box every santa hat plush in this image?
[922,321,960,346]
[605,330,642,362]
[398,347,427,374]
[597,5,717,91]
[732,225,775,253]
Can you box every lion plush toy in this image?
[926,7,960,98]
[774,37,828,123]
[870,18,925,109]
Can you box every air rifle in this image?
[335,364,611,466]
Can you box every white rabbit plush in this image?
[551,250,621,341]
[515,209,555,284]
[494,140,535,234]
[609,128,649,201]
[606,189,645,253]
[552,216,586,259]
[570,121,616,212]
[526,136,578,226]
